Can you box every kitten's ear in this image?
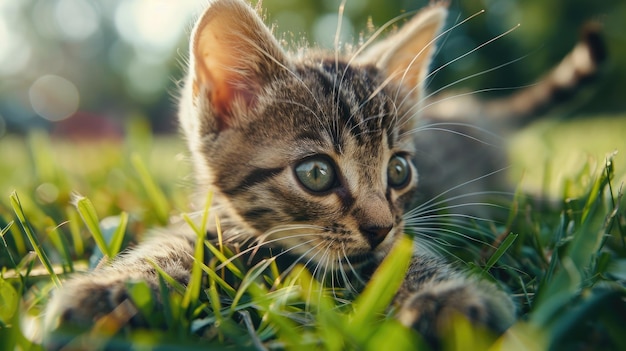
[358,4,447,99]
[190,0,286,130]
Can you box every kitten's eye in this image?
[387,155,411,188]
[295,157,336,193]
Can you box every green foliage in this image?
[0,124,625,350]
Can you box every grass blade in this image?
[350,234,413,334]
[131,153,170,225]
[529,160,614,331]
[1,221,18,270]
[65,207,84,257]
[45,218,74,273]
[108,212,128,257]
[181,226,204,310]
[74,194,110,258]
[484,233,518,272]
[9,192,61,287]
[198,260,237,297]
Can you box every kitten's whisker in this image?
[409,226,496,249]
[271,242,327,310]
[413,236,470,262]
[341,9,420,132]
[407,168,509,214]
[405,218,497,244]
[392,9,488,104]
[356,11,486,127]
[330,253,338,299]
[405,221,497,242]
[307,241,334,306]
[405,216,496,231]
[316,241,334,286]
[346,111,389,135]
[405,121,503,140]
[276,241,327,288]
[409,85,537,128]
[405,126,501,146]
[271,245,343,313]
[393,24,522,127]
[411,23,520,107]
[421,11,465,92]
[409,191,512,218]
[337,255,355,294]
[396,71,532,132]
[363,70,403,109]
[341,243,366,287]
[226,237,316,271]
[407,198,509,219]
[412,231,462,249]
[398,56,526,122]
[214,229,322,270]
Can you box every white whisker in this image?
[392,9,488,104]
[409,23,521,108]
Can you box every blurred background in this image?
[0,0,624,138]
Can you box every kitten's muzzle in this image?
[360,224,392,249]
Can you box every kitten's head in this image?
[179,0,446,268]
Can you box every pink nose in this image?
[360,225,392,248]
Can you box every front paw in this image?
[396,279,515,347]
[43,276,152,350]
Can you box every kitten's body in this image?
[44,0,604,349]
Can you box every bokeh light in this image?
[312,13,355,49]
[55,0,100,42]
[29,75,80,122]
[0,6,32,76]
[114,0,199,55]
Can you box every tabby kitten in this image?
[45,0,604,348]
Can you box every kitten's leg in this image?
[395,255,515,347]
[44,230,196,340]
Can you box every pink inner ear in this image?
[189,0,286,131]
[209,80,257,131]
[192,12,261,131]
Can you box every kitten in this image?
[44,0,604,349]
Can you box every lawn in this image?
[1,115,625,350]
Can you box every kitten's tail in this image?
[424,23,607,126]
[483,22,606,125]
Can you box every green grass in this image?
[1,117,625,350]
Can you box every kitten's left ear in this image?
[357,4,447,100]
[189,0,287,131]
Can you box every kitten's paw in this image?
[43,275,152,350]
[396,279,515,347]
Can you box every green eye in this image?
[387,155,410,188]
[295,157,336,193]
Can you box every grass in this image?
[1,116,625,350]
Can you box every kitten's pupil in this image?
[387,155,410,188]
[295,157,336,193]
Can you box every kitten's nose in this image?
[360,224,393,249]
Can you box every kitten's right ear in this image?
[189,0,287,131]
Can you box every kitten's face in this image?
[179,0,445,266]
